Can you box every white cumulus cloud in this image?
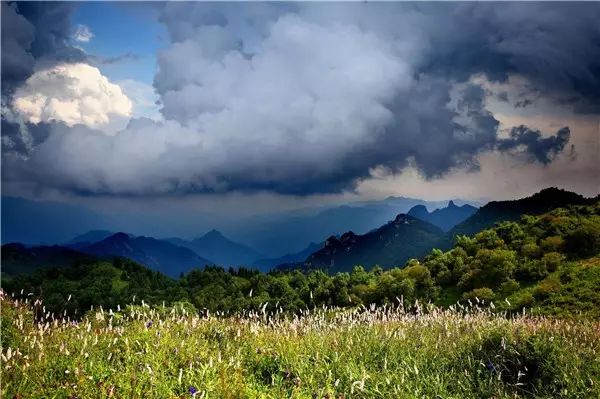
[12,63,132,129]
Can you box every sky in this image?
[1,2,599,226]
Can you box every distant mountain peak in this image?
[107,232,130,241]
[408,201,478,232]
[67,230,115,246]
[407,205,429,219]
[80,232,212,277]
[181,229,263,266]
[340,231,357,242]
[199,229,226,240]
[86,229,112,234]
[325,235,339,246]
[394,213,410,223]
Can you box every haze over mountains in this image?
[1,197,107,245]
[165,230,263,268]
[253,242,323,271]
[231,197,482,256]
[68,230,116,249]
[3,188,595,278]
[2,194,479,275]
[1,195,479,254]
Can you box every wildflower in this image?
[486,361,496,372]
[189,386,198,395]
[146,321,153,328]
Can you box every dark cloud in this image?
[1,2,85,93]
[497,126,571,165]
[1,2,35,92]
[515,99,534,109]
[496,91,509,103]
[1,115,50,156]
[420,3,600,110]
[1,2,595,197]
[89,52,141,65]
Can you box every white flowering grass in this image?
[1,292,598,398]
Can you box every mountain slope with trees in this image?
[1,243,95,276]
[288,214,447,273]
[450,187,596,237]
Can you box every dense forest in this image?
[3,201,599,319]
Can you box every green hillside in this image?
[450,187,596,237]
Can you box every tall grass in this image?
[1,291,598,398]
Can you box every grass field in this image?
[1,293,599,399]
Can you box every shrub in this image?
[566,224,600,258]
[541,252,565,272]
[499,278,520,296]
[540,235,565,253]
[462,287,495,302]
[521,242,540,258]
[533,276,562,300]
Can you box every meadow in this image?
[2,293,598,399]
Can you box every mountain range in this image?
[78,233,213,278]
[1,195,479,258]
[277,187,598,274]
[4,188,591,277]
[230,196,481,256]
[67,230,116,249]
[165,230,263,267]
[302,214,447,273]
[252,242,323,271]
[407,201,478,231]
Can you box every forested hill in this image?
[3,200,599,318]
[450,187,597,237]
[303,214,447,273]
[281,187,595,273]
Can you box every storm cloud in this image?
[1,2,85,93]
[497,126,571,165]
[2,2,598,197]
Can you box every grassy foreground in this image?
[1,294,599,399]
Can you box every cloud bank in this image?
[2,2,599,197]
